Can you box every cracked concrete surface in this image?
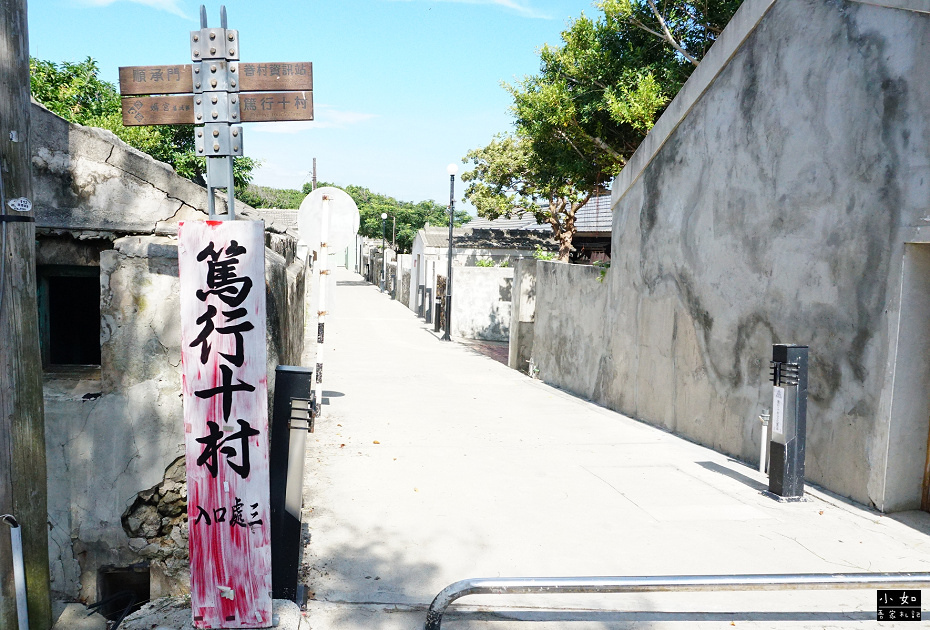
[300,267,930,629]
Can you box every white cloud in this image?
[387,0,551,19]
[75,0,188,19]
[249,106,378,134]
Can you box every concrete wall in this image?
[508,259,537,373]
[396,254,412,306]
[534,262,609,394]
[30,101,228,233]
[451,268,514,341]
[528,0,930,511]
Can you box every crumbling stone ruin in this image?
[121,458,189,595]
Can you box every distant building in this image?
[465,194,613,261]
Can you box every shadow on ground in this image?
[458,340,509,365]
[300,511,448,627]
[696,460,768,493]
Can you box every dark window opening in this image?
[37,266,101,368]
[96,565,150,621]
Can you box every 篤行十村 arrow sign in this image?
[121,91,313,126]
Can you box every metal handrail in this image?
[424,572,930,629]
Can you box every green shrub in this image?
[534,245,558,261]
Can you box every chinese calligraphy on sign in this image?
[119,91,313,125]
[118,62,312,97]
[179,220,271,628]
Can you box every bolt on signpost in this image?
[117,5,314,628]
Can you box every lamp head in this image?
[381,212,388,220]
[447,163,459,176]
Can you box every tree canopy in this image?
[338,183,471,254]
[239,181,470,254]
[463,0,742,261]
[463,134,592,261]
[30,57,257,190]
[236,184,308,211]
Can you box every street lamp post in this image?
[443,164,457,341]
[380,212,387,292]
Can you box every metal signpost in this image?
[118,5,314,627]
[118,5,313,219]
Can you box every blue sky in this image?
[28,0,598,211]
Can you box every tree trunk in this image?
[557,231,574,262]
[0,0,53,628]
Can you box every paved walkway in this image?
[301,267,930,629]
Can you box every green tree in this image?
[237,184,306,210]
[300,182,470,254]
[464,0,741,260]
[462,134,591,262]
[30,57,256,190]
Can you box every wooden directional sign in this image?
[119,62,312,95]
[236,62,312,92]
[122,95,195,125]
[238,91,312,122]
[121,91,313,126]
[119,64,192,94]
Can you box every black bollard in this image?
[269,366,314,602]
[767,345,808,499]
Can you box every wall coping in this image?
[610,0,928,211]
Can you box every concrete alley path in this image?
[300,268,930,630]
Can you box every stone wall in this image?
[528,0,930,511]
[508,259,537,374]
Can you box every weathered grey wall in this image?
[30,101,230,233]
[531,0,930,510]
[534,262,609,394]
[44,237,186,600]
[508,259,537,373]
[396,254,411,306]
[452,268,514,341]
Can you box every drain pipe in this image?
[2,514,29,630]
[758,409,770,474]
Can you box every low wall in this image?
[509,259,537,372]
[533,262,609,393]
[452,267,514,341]
[396,254,412,305]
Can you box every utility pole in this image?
[312,157,317,191]
[0,0,53,628]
